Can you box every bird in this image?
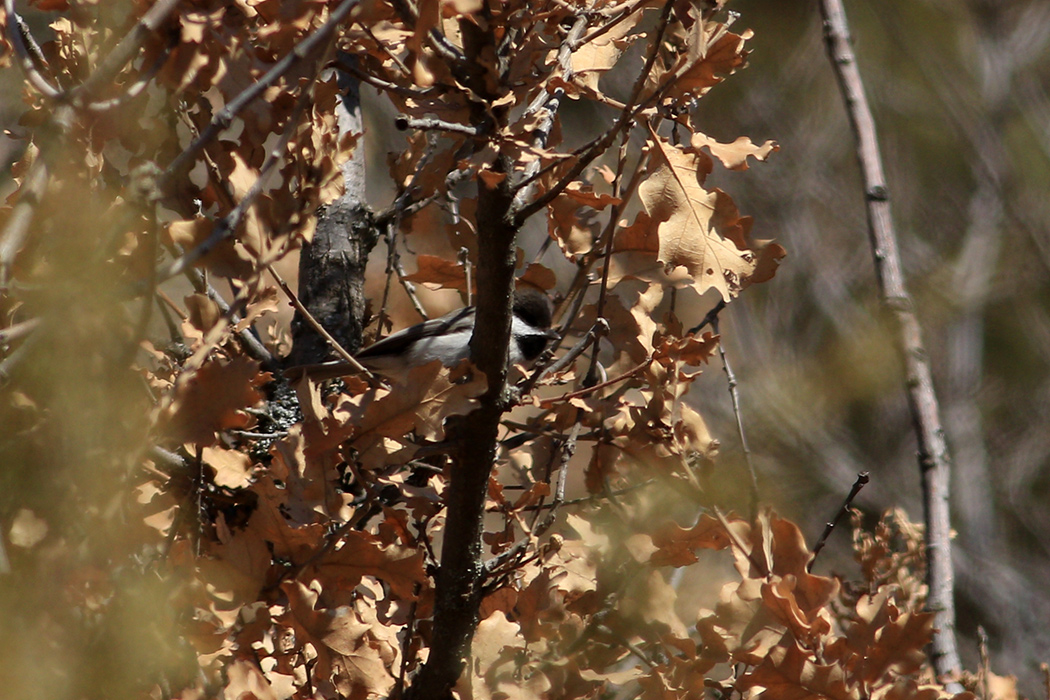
[290,288,557,380]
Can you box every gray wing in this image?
[356,306,474,360]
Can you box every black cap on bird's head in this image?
[511,288,557,364]
[512,287,554,331]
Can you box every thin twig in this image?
[459,248,472,305]
[395,115,480,137]
[183,268,274,364]
[808,471,869,571]
[978,626,990,700]
[490,478,657,513]
[0,318,41,345]
[71,0,182,105]
[538,358,651,408]
[583,131,631,386]
[483,424,581,580]
[597,624,656,669]
[519,318,610,395]
[711,313,759,522]
[392,251,430,321]
[509,15,590,214]
[687,299,726,335]
[377,134,441,328]
[264,505,374,592]
[712,505,767,577]
[85,40,176,112]
[394,581,422,700]
[573,0,651,49]
[819,0,963,684]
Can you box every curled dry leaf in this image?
[690,132,780,171]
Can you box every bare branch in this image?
[573,0,651,49]
[395,115,480,136]
[4,3,62,99]
[509,15,589,213]
[182,268,274,365]
[0,151,54,288]
[808,471,869,571]
[0,318,41,345]
[85,41,176,113]
[158,80,314,282]
[482,422,580,581]
[819,0,963,685]
[539,358,651,409]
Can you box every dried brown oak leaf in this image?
[738,638,858,700]
[638,132,784,301]
[760,576,833,647]
[328,360,488,447]
[199,513,272,607]
[659,29,754,107]
[734,512,839,618]
[404,253,470,292]
[278,581,398,700]
[838,588,934,685]
[548,182,621,258]
[620,568,690,638]
[248,477,327,563]
[461,612,551,700]
[571,10,642,95]
[691,133,779,171]
[650,512,733,567]
[307,529,425,601]
[202,445,254,489]
[224,658,280,700]
[163,357,264,445]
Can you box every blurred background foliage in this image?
[2,0,1050,696]
[690,0,1050,685]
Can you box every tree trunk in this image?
[289,60,377,366]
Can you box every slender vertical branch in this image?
[404,8,523,695]
[818,0,963,685]
[710,312,759,521]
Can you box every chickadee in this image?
[295,288,558,380]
